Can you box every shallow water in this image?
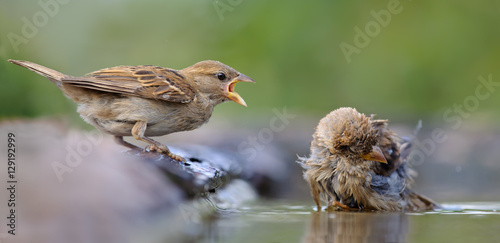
[193,201,500,243]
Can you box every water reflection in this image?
[187,202,500,243]
[304,211,408,243]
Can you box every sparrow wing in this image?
[61,65,195,103]
[372,119,406,177]
[368,118,439,211]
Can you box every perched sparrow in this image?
[9,59,255,161]
[299,107,439,211]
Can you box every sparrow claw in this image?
[328,200,359,211]
[166,153,186,162]
[145,145,185,162]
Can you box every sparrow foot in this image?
[328,200,359,211]
[131,121,185,162]
[145,144,185,162]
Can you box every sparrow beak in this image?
[225,73,255,107]
[360,146,387,164]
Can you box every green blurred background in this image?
[1,0,499,125]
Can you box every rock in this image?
[0,120,258,243]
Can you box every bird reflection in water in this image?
[303,211,408,243]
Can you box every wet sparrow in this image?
[299,107,439,211]
[9,59,255,161]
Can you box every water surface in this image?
[196,201,500,243]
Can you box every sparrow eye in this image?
[216,72,226,81]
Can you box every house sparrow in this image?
[299,107,439,211]
[9,59,255,161]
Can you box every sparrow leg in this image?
[330,200,359,211]
[309,183,322,211]
[131,121,185,162]
[114,136,142,151]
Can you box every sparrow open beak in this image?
[225,73,255,107]
[360,146,387,164]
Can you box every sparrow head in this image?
[182,60,255,106]
[315,107,387,164]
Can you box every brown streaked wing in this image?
[373,119,404,176]
[61,65,195,103]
